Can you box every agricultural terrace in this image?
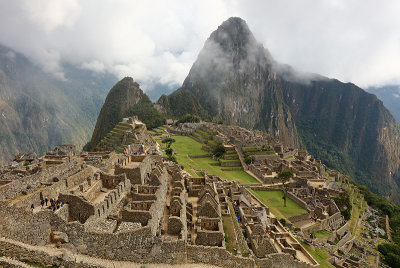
[152,130,258,184]
[248,189,307,219]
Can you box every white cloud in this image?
[0,0,399,91]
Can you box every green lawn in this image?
[222,215,238,255]
[196,128,213,137]
[312,229,332,239]
[158,135,258,184]
[248,189,307,219]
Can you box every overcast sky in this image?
[0,0,399,91]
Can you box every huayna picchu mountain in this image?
[156,17,400,202]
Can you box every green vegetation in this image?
[157,89,208,119]
[162,137,176,162]
[332,189,352,220]
[177,113,201,124]
[276,171,293,207]
[248,189,306,219]
[212,143,226,158]
[222,215,238,255]
[227,200,249,256]
[299,241,335,268]
[90,77,163,149]
[125,101,166,130]
[356,183,400,267]
[156,135,258,184]
[378,243,400,267]
[312,230,332,239]
[196,128,212,137]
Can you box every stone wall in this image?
[287,191,308,210]
[0,161,78,201]
[114,165,141,184]
[303,223,323,235]
[0,202,55,246]
[58,194,95,224]
[220,160,241,167]
[288,212,310,224]
[187,245,253,268]
[255,253,318,268]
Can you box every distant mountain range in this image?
[90,17,400,203]
[0,44,117,163]
[367,85,400,124]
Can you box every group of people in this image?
[30,197,64,212]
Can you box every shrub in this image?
[212,143,226,158]
[177,114,200,124]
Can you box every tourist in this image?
[40,200,44,208]
[30,204,34,212]
[44,197,48,206]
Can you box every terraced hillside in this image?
[95,119,149,153]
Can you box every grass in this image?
[222,215,238,255]
[248,189,307,219]
[219,158,241,163]
[155,135,258,184]
[300,242,335,268]
[196,128,213,137]
[312,229,332,239]
[208,139,218,146]
[195,171,204,177]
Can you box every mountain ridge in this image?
[0,44,117,163]
[156,17,400,202]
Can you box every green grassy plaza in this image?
[248,189,307,219]
[312,229,332,239]
[153,133,258,184]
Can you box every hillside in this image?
[0,44,117,163]
[156,17,400,202]
[88,77,165,150]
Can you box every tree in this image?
[165,148,173,156]
[276,171,293,207]
[162,137,175,148]
[212,143,226,158]
[177,114,201,124]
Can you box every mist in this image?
[0,0,399,91]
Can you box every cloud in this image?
[0,0,399,91]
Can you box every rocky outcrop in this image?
[157,17,400,202]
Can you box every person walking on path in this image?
[30,204,34,212]
[40,200,44,209]
[45,197,48,206]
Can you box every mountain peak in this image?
[208,17,257,50]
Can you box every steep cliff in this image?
[157,17,400,202]
[0,44,116,163]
